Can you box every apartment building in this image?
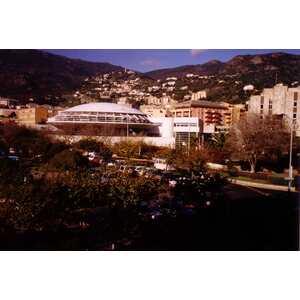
[191,90,207,101]
[17,106,48,126]
[140,105,168,117]
[0,97,18,108]
[172,100,231,133]
[248,83,300,133]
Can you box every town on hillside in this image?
[0,50,300,251]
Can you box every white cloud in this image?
[190,49,207,57]
[140,59,161,66]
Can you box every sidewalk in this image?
[228,178,297,192]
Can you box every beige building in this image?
[172,100,232,133]
[191,90,207,101]
[17,107,48,126]
[229,104,246,125]
[140,105,169,117]
[248,83,300,133]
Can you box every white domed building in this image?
[48,102,159,137]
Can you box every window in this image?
[294,101,297,107]
[293,113,297,119]
[294,92,298,101]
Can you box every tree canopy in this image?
[225,114,290,173]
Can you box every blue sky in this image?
[45,49,300,72]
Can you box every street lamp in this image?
[287,118,297,192]
[288,119,295,192]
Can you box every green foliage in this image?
[209,132,228,149]
[49,149,89,171]
[74,139,112,161]
[0,170,160,231]
[112,141,142,158]
[0,138,8,155]
[175,149,209,176]
[0,124,52,158]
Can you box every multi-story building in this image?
[191,90,207,101]
[172,100,231,134]
[248,83,300,134]
[230,104,246,125]
[17,106,48,126]
[0,97,18,108]
[149,117,201,149]
[140,105,168,117]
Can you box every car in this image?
[8,155,19,161]
[178,203,198,216]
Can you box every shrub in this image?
[49,149,89,171]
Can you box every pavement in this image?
[228,178,297,192]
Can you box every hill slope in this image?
[0,50,124,104]
[145,52,300,103]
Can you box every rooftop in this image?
[175,100,229,109]
[65,102,145,115]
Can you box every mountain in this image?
[1,51,300,106]
[0,50,124,104]
[146,60,225,79]
[146,52,300,103]
[146,52,300,81]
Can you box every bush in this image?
[75,139,112,161]
[49,149,89,171]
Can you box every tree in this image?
[112,141,141,158]
[175,149,209,176]
[0,123,52,158]
[74,139,112,161]
[49,149,89,171]
[225,114,290,173]
[0,138,8,155]
[209,132,228,149]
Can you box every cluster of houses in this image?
[1,83,299,147]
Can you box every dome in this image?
[47,102,160,137]
[65,102,145,115]
[48,102,153,126]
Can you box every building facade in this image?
[17,107,48,126]
[248,84,300,133]
[191,90,207,101]
[172,100,232,133]
[149,116,201,149]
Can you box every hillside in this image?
[145,52,300,103]
[0,50,124,105]
[1,51,300,106]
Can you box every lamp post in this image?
[288,119,294,192]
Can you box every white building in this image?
[150,117,201,149]
[248,84,300,135]
[191,90,207,101]
[48,102,201,149]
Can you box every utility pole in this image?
[288,119,294,192]
[126,114,129,140]
[188,106,191,155]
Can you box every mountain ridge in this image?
[0,49,124,104]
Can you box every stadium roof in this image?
[65,102,145,115]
